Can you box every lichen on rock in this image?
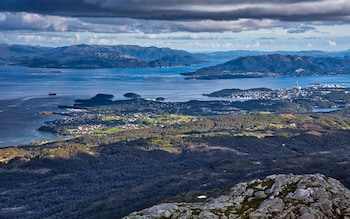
[124,173,350,219]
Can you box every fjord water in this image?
[1,61,350,147]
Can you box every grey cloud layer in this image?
[1,0,350,22]
[0,12,290,33]
[1,0,349,34]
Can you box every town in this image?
[204,83,347,101]
[38,84,350,136]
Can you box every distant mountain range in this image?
[1,44,350,72]
[182,54,350,79]
[195,49,350,60]
[0,44,203,68]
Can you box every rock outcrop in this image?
[125,173,350,218]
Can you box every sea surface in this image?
[1,60,350,147]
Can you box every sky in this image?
[0,0,350,52]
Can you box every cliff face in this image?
[125,174,350,218]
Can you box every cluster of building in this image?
[40,83,349,136]
[76,124,106,135]
[309,83,346,89]
[229,87,309,101]
[226,83,347,101]
[41,109,170,136]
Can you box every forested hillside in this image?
[1,108,350,218]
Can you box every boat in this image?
[48,92,57,96]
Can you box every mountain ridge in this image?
[196,49,350,60]
[2,44,350,69]
[183,54,350,79]
[0,44,203,68]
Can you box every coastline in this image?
[0,96,74,148]
[2,64,350,148]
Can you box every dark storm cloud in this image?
[1,12,286,33]
[1,0,350,22]
[0,12,138,33]
[1,0,349,34]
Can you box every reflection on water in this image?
[312,107,345,113]
[0,96,75,148]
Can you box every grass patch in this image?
[102,115,122,121]
[94,127,123,135]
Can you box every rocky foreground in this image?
[125,174,350,219]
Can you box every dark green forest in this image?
[1,107,350,218]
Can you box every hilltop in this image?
[126,173,350,218]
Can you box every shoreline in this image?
[0,96,76,148]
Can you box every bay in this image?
[1,61,350,147]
